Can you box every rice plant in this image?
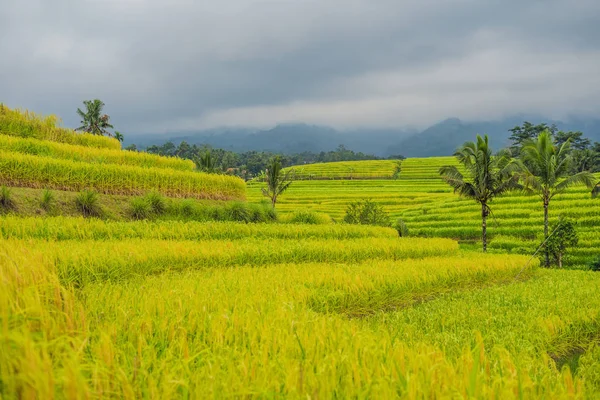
[39,189,54,211]
[0,134,195,171]
[0,104,120,149]
[129,197,152,220]
[0,185,14,211]
[75,189,101,217]
[144,191,168,214]
[0,150,246,200]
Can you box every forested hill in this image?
[127,116,600,157]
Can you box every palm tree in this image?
[194,150,219,173]
[114,131,124,143]
[76,99,114,136]
[439,135,520,252]
[262,156,293,208]
[519,130,595,267]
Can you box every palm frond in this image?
[554,171,596,195]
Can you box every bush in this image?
[394,218,409,237]
[226,202,252,223]
[248,204,268,223]
[130,197,152,220]
[40,189,55,211]
[589,257,600,272]
[0,185,14,211]
[75,190,101,217]
[344,199,390,227]
[545,217,578,268]
[178,199,198,218]
[287,210,331,225]
[144,191,167,215]
[260,200,278,222]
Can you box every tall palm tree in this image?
[262,156,293,208]
[114,131,124,143]
[76,99,114,136]
[439,135,520,252]
[519,130,595,267]
[194,150,218,173]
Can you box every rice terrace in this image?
[1,103,600,400]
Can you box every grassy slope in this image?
[0,186,236,220]
[250,158,600,267]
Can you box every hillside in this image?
[389,116,600,157]
[249,158,600,268]
[0,106,245,202]
[3,105,600,397]
[128,115,600,157]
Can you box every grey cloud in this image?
[1,0,599,133]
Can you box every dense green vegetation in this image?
[144,142,397,179]
[3,105,600,398]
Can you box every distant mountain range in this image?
[126,116,600,157]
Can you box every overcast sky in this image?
[1,0,599,134]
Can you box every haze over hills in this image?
[126,116,600,157]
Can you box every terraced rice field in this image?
[3,111,600,397]
[250,158,599,268]
[284,157,461,180]
[0,134,195,171]
[0,104,120,149]
[4,219,600,398]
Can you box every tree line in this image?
[136,142,400,180]
[440,122,599,268]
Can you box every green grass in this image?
[3,140,600,398]
[250,158,600,268]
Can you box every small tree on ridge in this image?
[262,156,293,208]
[439,134,521,252]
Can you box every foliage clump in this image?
[287,210,331,225]
[545,217,578,268]
[394,218,409,237]
[75,190,102,217]
[144,192,167,215]
[40,189,55,212]
[129,197,152,220]
[0,185,15,211]
[344,199,390,227]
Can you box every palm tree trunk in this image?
[558,252,563,268]
[482,203,487,253]
[544,198,549,268]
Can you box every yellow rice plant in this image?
[3,237,599,398]
[0,104,120,150]
[0,150,246,200]
[0,134,195,171]
[6,237,458,285]
[0,215,399,241]
[0,246,89,398]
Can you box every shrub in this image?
[394,218,409,237]
[178,199,198,218]
[248,204,267,223]
[130,198,152,220]
[75,190,101,217]
[144,191,167,215]
[40,189,55,211]
[287,210,330,225]
[226,202,252,223]
[545,217,578,268]
[0,185,14,211]
[589,257,600,272]
[344,199,390,227]
[259,200,278,222]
